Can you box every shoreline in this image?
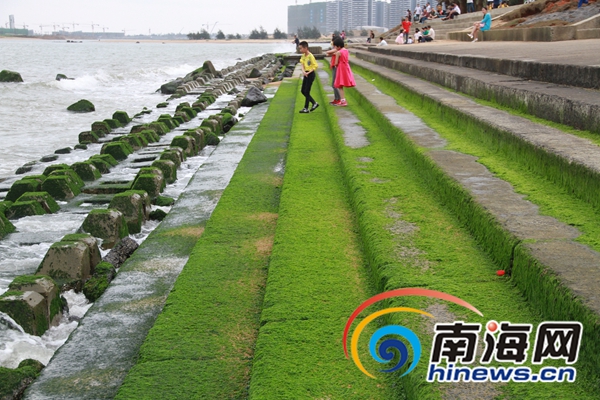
[0,36,331,44]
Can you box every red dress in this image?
[334,48,356,88]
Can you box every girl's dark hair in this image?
[333,37,345,47]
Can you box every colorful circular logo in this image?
[343,288,483,378]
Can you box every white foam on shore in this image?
[0,291,91,369]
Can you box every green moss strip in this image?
[247,79,395,399]
[115,80,296,399]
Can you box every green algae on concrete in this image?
[247,79,396,399]
[170,136,197,157]
[91,121,111,136]
[0,359,44,400]
[0,69,24,82]
[5,179,42,202]
[82,261,116,302]
[101,141,133,161]
[131,169,165,200]
[78,131,99,144]
[151,160,177,184]
[112,111,131,125]
[71,161,102,181]
[0,290,49,336]
[81,209,129,249]
[8,275,63,328]
[48,169,84,189]
[117,79,295,400]
[16,192,60,213]
[108,190,150,234]
[41,175,81,200]
[103,119,122,129]
[67,99,95,113]
[7,200,47,219]
[0,210,16,239]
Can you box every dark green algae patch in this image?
[116,80,295,399]
[246,80,396,399]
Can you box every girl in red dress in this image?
[332,37,356,107]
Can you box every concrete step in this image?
[350,48,600,194]
[351,48,600,133]
[363,45,600,90]
[448,12,600,42]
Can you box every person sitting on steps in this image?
[468,6,491,42]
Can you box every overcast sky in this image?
[2,0,311,35]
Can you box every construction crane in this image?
[70,22,79,31]
[38,24,51,34]
[102,26,109,32]
[91,22,99,32]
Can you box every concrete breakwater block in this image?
[41,175,81,200]
[101,141,133,161]
[81,209,130,249]
[7,275,63,331]
[0,291,49,336]
[108,190,151,234]
[151,159,177,184]
[71,161,102,181]
[170,135,197,157]
[36,234,101,284]
[5,179,42,202]
[6,191,60,219]
[131,167,165,199]
[0,211,16,239]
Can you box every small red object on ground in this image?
[496,270,505,276]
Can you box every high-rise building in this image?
[9,15,15,30]
[288,2,328,36]
[326,0,344,33]
[375,1,390,29]
[290,0,391,35]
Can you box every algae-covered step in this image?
[315,63,600,399]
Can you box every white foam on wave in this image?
[0,291,92,369]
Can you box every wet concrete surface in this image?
[24,90,276,400]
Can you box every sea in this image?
[0,38,294,179]
[0,38,293,369]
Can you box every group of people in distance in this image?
[296,34,356,114]
[370,3,491,45]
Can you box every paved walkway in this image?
[359,39,600,67]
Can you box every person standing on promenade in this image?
[325,37,342,105]
[415,4,422,23]
[298,41,319,113]
[467,0,475,13]
[468,6,491,42]
[292,34,300,50]
[333,36,356,107]
[402,17,412,44]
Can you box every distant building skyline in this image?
[288,0,429,36]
